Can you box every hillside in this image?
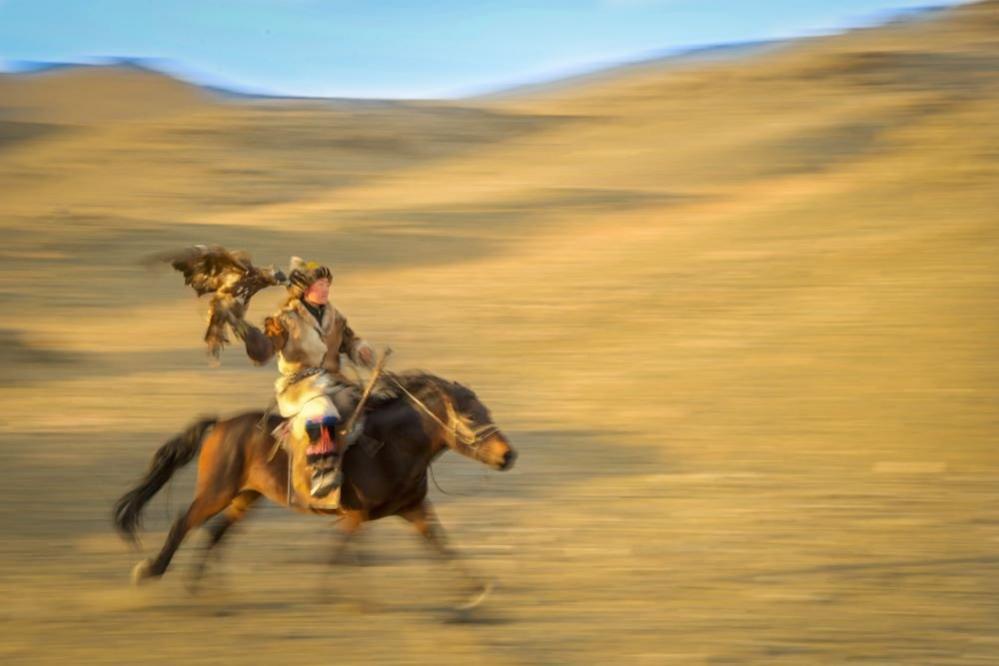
[1,1,998,663]
[0,63,216,124]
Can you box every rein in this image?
[388,376,498,451]
[428,462,463,496]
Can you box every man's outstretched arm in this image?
[244,316,287,365]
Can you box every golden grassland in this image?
[0,2,997,663]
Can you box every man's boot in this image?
[305,416,342,498]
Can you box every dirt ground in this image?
[2,2,998,664]
[2,428,998,665]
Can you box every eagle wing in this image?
[148,245,287,361]
[148,244,251,295]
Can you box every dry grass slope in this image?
[1,2,997,663]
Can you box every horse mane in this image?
[370,370,473,408]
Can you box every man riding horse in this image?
[154,246,376,502]
[127,246,518,603]
[242,257,375,499]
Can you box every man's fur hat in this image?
[287,256,332,296]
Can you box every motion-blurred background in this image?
[1,1,997,663]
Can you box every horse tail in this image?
[112,417,217,543]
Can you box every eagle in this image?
[149,245,287,361]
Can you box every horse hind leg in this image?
[132,490,235,586]
[133,415,260,586]
[188,490,261,591]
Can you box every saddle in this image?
[270,417,382,511]
[265,370,396,510]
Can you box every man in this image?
[242,257,375,498]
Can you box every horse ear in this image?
[450,381,477,404]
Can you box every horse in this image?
[112,371,517,607]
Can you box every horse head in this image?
[441,381,517,471]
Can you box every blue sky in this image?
[0,0,967,99]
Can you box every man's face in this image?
[304,278,331,305]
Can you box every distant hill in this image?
[468,39,791,102]
[0,62,215,124]
[0,3,959,114]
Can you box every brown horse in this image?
[113,372,517,606]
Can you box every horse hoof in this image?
[131,558,154,586]
[455,580,493,612]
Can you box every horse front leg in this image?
[318,509,367,604]
[328,510,366,566]
[399,501,493,610]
